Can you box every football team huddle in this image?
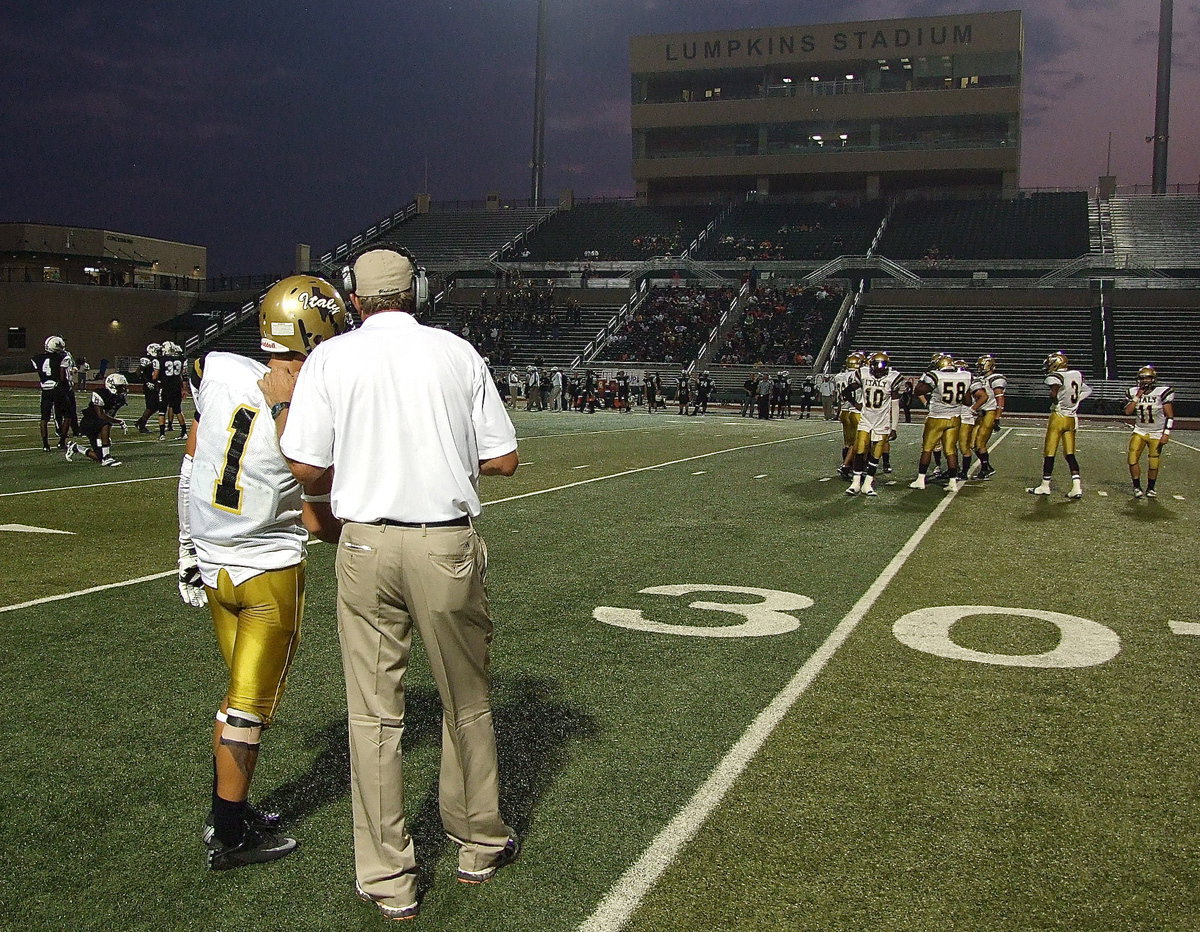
[829,349,1175,499]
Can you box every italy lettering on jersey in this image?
[852,366,902,432]
[833,370,861,412]
[1129,384,1175,436]
[976,372,1007,411]
[1045,369,1091,417]
[189,352,306,587]
[921,368,973,419]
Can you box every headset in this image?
[341,242,429,314]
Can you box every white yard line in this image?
[486,432,833,508]
[1,431,838,612]
[577,427,1013,932]
[0,438,186,454]
[0,475,178,498]
[1169,437,1200,453]
[0,571,175,615]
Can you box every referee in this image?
[260,245,520,921]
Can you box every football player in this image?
[135,343,163,433]
[834,352,866,479]
[615,369,631,412]
[180,274,347,870]
[158,341,188,440]
[845,352,902,496]
[676,370,691,415]
[66,373,129,466]
[693,370,713,415]
[971,354,1006,479]
[1124,365,1175,497]
[953,358,977,480]
[1028,351,1091,499]
[779,371,792,418]
[910,354,975,492]
[32,335,72,452]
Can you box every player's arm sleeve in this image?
[279,356,335,471]
[473,357,518,461]
[1078,380,1093,402]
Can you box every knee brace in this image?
[218,708,263,748]
[1148,451,1161,471]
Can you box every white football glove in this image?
[178,543,207,608]
[114,418,127,432]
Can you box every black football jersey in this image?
[32,351,68,389]
[159,352,185,387]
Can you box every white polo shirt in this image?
[281,312,517,523]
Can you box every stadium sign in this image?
[662,22,976,63]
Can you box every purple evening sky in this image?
[1,1,1195,274]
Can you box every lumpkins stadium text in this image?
[662,24,974,62]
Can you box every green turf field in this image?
[1,387,1197,931]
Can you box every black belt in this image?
[376,516,470,528]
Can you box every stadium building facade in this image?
[630,10,1022,205]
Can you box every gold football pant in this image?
[1043,412,1078,456]
[1128,432,1164,470]
[840,410,860,447]
[207,562,305,723]
[974,409,1000,451]
[957,420,976,457]
[921,416,960,454]
[853,428,885,458]
[335,521,512,905]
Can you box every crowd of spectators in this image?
[435,282,581,366]
[716,282,844,366]
[603,285,732,363]
[707,226,848,262]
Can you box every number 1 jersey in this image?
[189,352,306,586]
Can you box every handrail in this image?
[814,285,861,374]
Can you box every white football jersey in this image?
[833,370,860,412]
[921,368,973,419]
[1129,384,1175,435]
[1046,369,1091,417]
[853,366,902,432]
[189,352,306,587]
[976,372,1007,412]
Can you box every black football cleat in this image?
[203,820,296,871]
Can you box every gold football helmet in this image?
[1136,365,1157,389]
[953,358,968,371]
[933,353,955,371]
[845,352,866,371]
[1045,351,1069,373]
[976,354,996,375]
[260,275,349,356]
[868,352,890,377]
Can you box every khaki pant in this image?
[335,521,511,905]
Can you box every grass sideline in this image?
[1,389,1198,931]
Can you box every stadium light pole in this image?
[530,0,548,207]
[1151,0,1172,193]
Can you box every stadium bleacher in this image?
[502,202,716,262]
[1108,194,1200,270]
[878,192,1090,260]
[846,294,1096,395]
[693,202,884,262]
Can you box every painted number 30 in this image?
[594,585,813,638]
[594,588,1123,670]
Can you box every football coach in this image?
[259,244,520,921]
